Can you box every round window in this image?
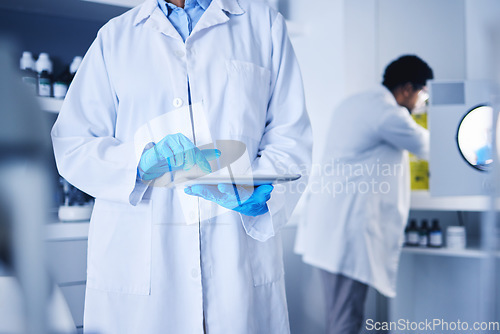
[456,105,493,171]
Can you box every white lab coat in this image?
[51,0,312,333]
[295,86,428,297]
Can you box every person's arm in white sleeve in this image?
[378,107,429,160]
[51,29,147,205]
[240,13,313,242]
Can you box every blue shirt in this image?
[157,0,212,42]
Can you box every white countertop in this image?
[402,246,500,258]
[410,191,497,211]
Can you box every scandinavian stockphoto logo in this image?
[276,158,404,196]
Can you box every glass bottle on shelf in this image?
[19,51,37,95]
[405,219,419,247]
[36,53,53,97]
[418,219,429,247]
[429,219,443,248]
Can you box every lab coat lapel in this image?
[190,0,244,38]
[138,1,184,42]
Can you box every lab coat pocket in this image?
[246,233,284,287]
[225,60,271,141]
[87,199,152,295]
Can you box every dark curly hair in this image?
[382,55,434,91]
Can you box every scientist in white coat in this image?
[51,0,312,333]
[295,55,433,334]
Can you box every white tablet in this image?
[173,174,301,186]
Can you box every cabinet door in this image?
[60,284,86,329]
[46,240,87,284]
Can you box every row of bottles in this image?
[19,51,82,99]
[405,219,443,248]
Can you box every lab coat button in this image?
[191,268,200,278]
[173,98,183,108]
[175,50,185,58]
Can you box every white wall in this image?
[281,1,345,332]
[287,0,344,162]
[343,0,500,91]
[465,0,500,81]
[343,0,379,96]
[344,0,466,94]
[377,0,466,81]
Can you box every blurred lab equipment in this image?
[0,40,76,334]
[429,80,494,196]
[58,177,94,222]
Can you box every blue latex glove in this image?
[138,133,220,181]
[184,183,274,217]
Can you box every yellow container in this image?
[410,112,429,190]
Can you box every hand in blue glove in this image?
[139,133,221,181]
[184,183,273,217]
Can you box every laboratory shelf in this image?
[410,190,498,211]
[402,246,500,258]
[38,96,63,114]
[45,222,90,242]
